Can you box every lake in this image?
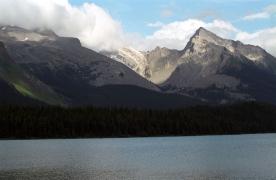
[0,134,276,179]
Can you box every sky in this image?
[70,0,276,35]
[0,0,275,55]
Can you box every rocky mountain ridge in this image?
[1,25,276,106]
[108,27,276,104]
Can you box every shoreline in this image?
[1,132,275,141]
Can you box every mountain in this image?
[107,27,276,104]
[1,25,276,106]
[162,27,276,104]
[0,26,158,91]
[0,25,200,108]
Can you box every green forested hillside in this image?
[1,102,276,139]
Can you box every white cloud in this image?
[242,4,276,21]
[137,19,238,50]
[147,21,164,28]
[242,12,270,20]
[236,27,276,56]
[0,0,127,51]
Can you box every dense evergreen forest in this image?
[0,102,276,139]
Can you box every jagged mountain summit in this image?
[182,27,276,72]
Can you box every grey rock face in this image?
[145,47,181,84]
[162,27,276,104]
[107,46,180,84]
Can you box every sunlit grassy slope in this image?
[0,43,64,105]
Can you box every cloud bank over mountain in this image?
[0,0,126,51]
[0,0,275,56]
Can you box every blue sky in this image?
[70,0,276,36]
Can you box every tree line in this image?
[0,102,276,139]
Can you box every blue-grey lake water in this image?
[0,134,276,180]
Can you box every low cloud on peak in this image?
[0,0,127,51]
